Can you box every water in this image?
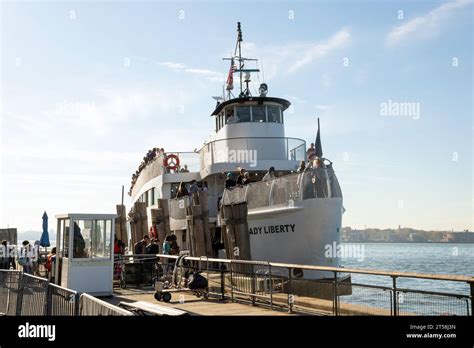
[339,243,473,314]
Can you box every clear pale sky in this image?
[0,0,472,232]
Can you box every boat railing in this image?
[222,167,343,210]
[199,136,306,168]
[131,151,200,198]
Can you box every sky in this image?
[0,0,472,233]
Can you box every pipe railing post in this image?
[220,263,226,301]
[392,276,398,316]
[470,282,474,316]
[333,271,338,316]
[268,264,273,311]
[288,267,293,313]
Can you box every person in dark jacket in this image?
[241,172,251,185]
[146,238,160,254]
[134,235,150,255]
[236,168,246,186]
[0,240,8,270]
[176,182,189,198]
[225,173,236,189]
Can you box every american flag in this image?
[226,58,236,90]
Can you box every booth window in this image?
[252,106,266,122]
[236,106,251,122]
[72,220,91,258]
[72,219,111,259]
[60,219,70,258]
[267,106,281,123]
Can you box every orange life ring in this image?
[163,154,180,170]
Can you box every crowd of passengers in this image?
[129,147,166,196]
[129,148,194,196]
[131,142,325,197]
[174,142,326,197]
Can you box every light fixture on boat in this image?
[259,83,268,97]
[244,72,251,82]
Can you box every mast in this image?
[222,22,260,99]
[237,22,243,96]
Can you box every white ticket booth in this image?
[55,213,116,296]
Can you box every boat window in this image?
[236,106,251,122]
[148,189,154,206]
[215,116,218,132]
[267,106,281,123]
[252,106,266,122]
[225,107,236,124]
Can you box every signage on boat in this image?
[249,224,295,235]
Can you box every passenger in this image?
[307,143,316,161]
[7,242,15,270]
[151,225,159,240]
[189,180,199,196]
[162,235,172,274]
[180,164,190,173]
[45,247,56,281]
[134,235,150,255]
[31,240,40,276]
[236,168,246,186]
[242,172,251,185]
[262,167,276,181]
[297,160,306,173]
[0,240,8,270]
[114,235,125,255]
[169,235,180,255]
[19,241,32,274]
[146,238,160,255]
[201,181,209,192]
[176,182,189,198]
[315,157,325,168]
[225,173,236,189]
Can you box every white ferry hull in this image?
[247,197,343,279]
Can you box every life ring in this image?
[164,154,180,170]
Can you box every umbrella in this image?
[40,211,50,247]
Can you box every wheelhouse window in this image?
[252,106,266,122]
[236,106,251,123]
[225,107,236,124]
[267,106,281,123]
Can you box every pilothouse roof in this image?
[211,96,291,116]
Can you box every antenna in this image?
[237,22,243,96]
[221,22,261,98]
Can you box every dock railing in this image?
[146,254,473,316]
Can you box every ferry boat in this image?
[129,23,344,280]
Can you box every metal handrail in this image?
[143,253,473,284]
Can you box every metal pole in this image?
[288,267,293,313]
[121,185,124,206]
[269,264,273,311]
[470,282,474,316]
[392,276,398,316]
[220,263,226,301]
[333,271,338,316]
